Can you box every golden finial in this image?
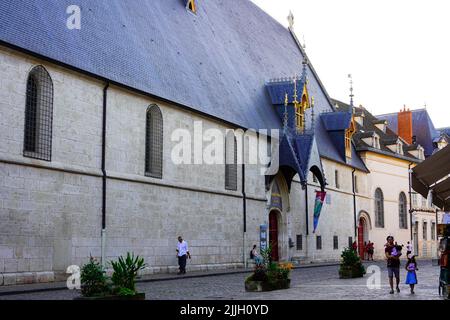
[283,92,288,130]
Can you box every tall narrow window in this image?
[348,237,353,248]
[354,175,358,193]
[316,236,322,250]
[375,188,384,228]
[431,222,436,240]
[225,131,237,190]
[335,170,339,189]
[412,192,417,207]
[333,236,339,250]
[296,235,303,251]
[422,221,427,240]
[23,65,53,161]
[145,105,163,178]
[399,192,408,229]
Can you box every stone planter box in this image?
[245,279,290,292]
[74,292,145,300]
[339,265,365,279]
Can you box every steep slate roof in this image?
[439,127,450,136]
[0,0,367,171]
[0,0,329,130]
[331,99,421,163]
[376,109,441,157]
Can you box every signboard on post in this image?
[260,224,267,252]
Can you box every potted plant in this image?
[110,252,146,299]
[339,247,366,279]
[245,245,293,292]
[75,252,146,300]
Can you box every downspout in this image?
[352,168,357,238]
[242,163,247,269]
[101,82,109,268]
[304,183,309,235]
[408,163,413,242]
[304,182,309,260]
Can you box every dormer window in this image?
[354,114,364,126]
[374,120,387,133]
[373,135,380,149]
[408,145,425,160]
[437,137,448,150]
[186,0,196,13]
[418,147,425,160]
[396,141,403,155]
[345,116,356,159]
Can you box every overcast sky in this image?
[251,0,449,128]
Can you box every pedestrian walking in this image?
[406,241,412,257]
[367,241,374,261]
[364,241,367,260]
[352,240,357,252]
[405,255,418,294]
[176,236,191,275]
[385,235,402,294]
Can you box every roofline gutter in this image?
[0,41,277,135]
[356,147,421,163]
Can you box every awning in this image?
[411,145,450,210]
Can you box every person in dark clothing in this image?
[385,235,401,294]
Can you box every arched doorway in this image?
[269,210,280,261]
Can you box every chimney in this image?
[398,105,412,144]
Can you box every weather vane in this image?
[348,74,354,107]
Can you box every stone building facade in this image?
[0,0,444,286]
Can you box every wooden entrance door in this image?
[269,211,279,261]
[358,218,365,259]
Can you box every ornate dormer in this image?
[185,0,196,13]
[345,116,356,159]
[265,58,312,135]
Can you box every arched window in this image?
[225,131,237,190]
[23,65,53,161]
[375,188,384,228]
[399,192,408,229]
[145,105,163,178]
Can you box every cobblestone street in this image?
[0,260,444,300]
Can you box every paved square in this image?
[0,260,445,300]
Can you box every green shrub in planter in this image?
[339,247,366,278]
[80,256,109,297]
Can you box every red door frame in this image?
[269,211,279,261]
[358,218,364,259]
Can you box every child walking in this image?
[405,255,418,294]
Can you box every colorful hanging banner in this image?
[313,191,327,233]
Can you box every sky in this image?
[251,0,450,128]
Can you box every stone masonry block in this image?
[2,273,17,286]
[36,272,54,283]
[16,272,35,285]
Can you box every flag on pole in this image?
[313,191,327,233]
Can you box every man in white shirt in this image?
[406,241,413,257]
[176,236,191,275]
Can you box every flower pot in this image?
[74,292,145,300]
[339,265,365,279]
[245,279,290,292]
